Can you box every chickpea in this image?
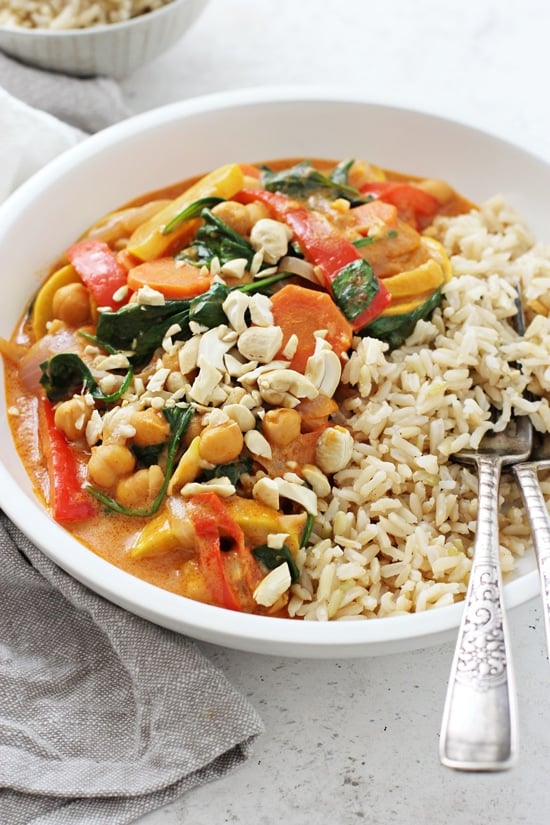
[52,282,91,326]
[87,444,136,489]
[211,200,251,236]
[130,408,170,447]
[261,408,301,447]
[54,396,92,441]
[115,465,164,509]
[198,420,244,464]
[244,201,270,227]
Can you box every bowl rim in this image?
[0,84,544,656]
[0,0,197,37]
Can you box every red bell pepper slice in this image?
[186,492,261,612]
[236,188,391,329]
[66,239,129,310]
[39,397,96,523]
[359,181,440,229]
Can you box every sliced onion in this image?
[277,256,322,284]
[19,328,80,392]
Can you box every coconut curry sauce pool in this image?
[1,157,472,616]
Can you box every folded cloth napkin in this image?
[0,52,132,132]
[0,81,264,825]
[0,517,264,825]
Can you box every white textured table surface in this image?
[120,1,550,823]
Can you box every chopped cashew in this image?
[250,218,292,265]
[253,563,292,607]
[237,326,283,364]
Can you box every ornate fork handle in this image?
[514,462,550,660]
[440,454,517,770]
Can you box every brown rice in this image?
[287,196,550,621]
[0,0,173,29]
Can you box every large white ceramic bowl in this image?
[0,87,548,658]
[0,0,209,78]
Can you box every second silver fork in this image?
[439,415,533,771]
[513,436,550,662]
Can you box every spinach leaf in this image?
[39,352,133,404]
[131,442,165,468]
[40,353,96,402]
[189,281,230,328]
[186,208,257,268]
[329,158,354,186]
[96,301,191,367]
[362,288,443,349]
[200,456,253,486]
[87,404,194,517]
[300,512,315,548]
[252,543,300,583]
[261,160,365,204]
[331,258,379,323]
[162,197,224,235]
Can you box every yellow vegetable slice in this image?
[224,496,285,549]
[32,263,80,338]
[129,513,182,560]
[381,293,433,316]
[379,237,452,316]
[382,258,446,299]
[127,163,245,261]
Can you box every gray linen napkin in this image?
[0,61,264,825]
[0,51,131,132]
[0,515,264,825]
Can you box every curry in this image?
[1,157,471,615]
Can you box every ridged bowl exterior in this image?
[0,0,209,78]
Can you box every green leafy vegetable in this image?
[162,196,224,235]
[185,208,257,268]
[331,258,380,323]
[329,158,354,186]
[261,160,365,203]
[200,457,253,486]
[252,543,300,583]
[300,513,315,548]
[39,352,133,404]
[96,300,191,367]
[362,288,443,349]
[87,404,194,517]
[352,236,376,249]
[131,442,165,468]
[189,281,230,328]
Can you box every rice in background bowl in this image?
[0,0,174,29]
[0,89,548,657]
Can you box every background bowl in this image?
[0,0,209,78]
[0,87,548,658]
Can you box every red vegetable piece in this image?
[186,492,261,612]
[359,181,440,229]
[40,397,96,523]
[66,239,129,310]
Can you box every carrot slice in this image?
[270,283,353,373]
[351,199,398,233]
[127,258,212,299]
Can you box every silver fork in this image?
[440,287,534,771]
[439,409,533,771]
[513,435,550,662]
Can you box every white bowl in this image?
[0,87,547,658]
[0,0,209,78]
